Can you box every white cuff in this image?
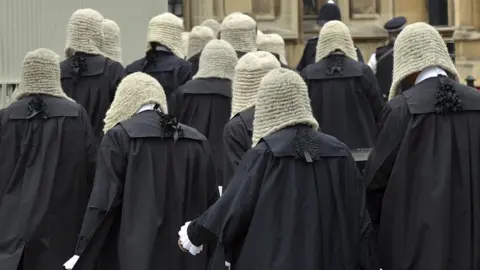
[225,261,231,267]
[178,221,203,255]
[64,255,80,269]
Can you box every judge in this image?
[181,31,190,59]
[101,19,123,63]
[256,33,289,68]
[170,39,238,186]
[296,1,364,72]
[0,48,96,270]
[219,12,257,58]
[178,68,377,270]
[365,22,480,270]
[61,8,125,144]
[200,19,221,37]
[222,51,280,189]
[367,16,407,100]
[186,26,216,75]
[126,13,192,99]
[301,21,383,151]
[63,72,219,270]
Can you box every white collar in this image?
[415,67,448,85]
[136,104,156,114]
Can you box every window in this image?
[303,0,331,15]
[168,0,184,17]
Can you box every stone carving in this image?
[252,0,276,18]
[350,0,380,15]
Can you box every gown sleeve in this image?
[0,109,3,146]
[79,107,98,188]
[75,129,127,255]
[350,157,378,270]
[356,46,365,63]
[361,65,384,122]
[222,121,249,188]
[177,62,193,87]
[295,43,310,72]
[186,148,270,249]
[364,97,411,232]
[109,61,126,102]
[167,91,183,118]
[205,142,221,207]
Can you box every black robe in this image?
[169,78,232,186]
[186,125,377,270]
[296,36,365,72]
[187,53,201,75]
[61,53,125,144]
[126,48,193,99]
[301,54,384,150]
[222,106,254,189]
[0,95,96,270]
[364,76,480,270]
[374,42,395,101]
[71,110,219,270]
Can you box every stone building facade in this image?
[176,0,480,86]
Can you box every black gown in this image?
[0,95,96,270]
[126,46,193,100]
[187,125,377,270]
[187,53,201,75]
[296,37,365,72]
[222,106,254,189]
[71,110,219,270]
[365,76,480,270]
[301,54,384,150]
[61,52,125,144]
[169,78,232,186]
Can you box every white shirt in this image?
[367,53,377,74]
[136,103,156,114]
[415,66,447,85]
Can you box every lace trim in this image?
[178,221,203,255]
[326,55,344,76]
[292,129,319,163]
[71,54,87,84]
[63,255,80,269]
[435,75,463,114]
[27,96,48,119]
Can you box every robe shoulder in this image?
[115,111,207,141]
[128,53,192,73]
[179,78,232,97]
[260,126,350,159]
[125,57,145,74]
[402,77,480,114]
[302,55,365,79]
[224,115,244,131]
[4,95,86,120]
[60,54,112,78]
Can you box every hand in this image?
[178,238,187,252]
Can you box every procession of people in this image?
[1,1,480,270]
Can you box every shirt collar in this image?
[415,66,448,85]
[136,104,156,114]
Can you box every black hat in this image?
[316,1,342,26]
[384,16,407,33]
